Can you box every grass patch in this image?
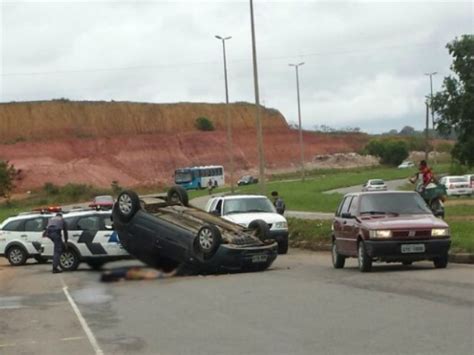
[288,218,332,249]
[235,165,452,213]
[446,220,474,253]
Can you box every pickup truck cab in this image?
[205,195,289,254]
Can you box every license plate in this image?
[401,244,425,253]
[251,254,268,263]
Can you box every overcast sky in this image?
[0,0,472,133]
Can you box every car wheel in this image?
[87,260,105,270]
[6,246,27,266]
[433,254,448,269]
[116,190,141,222]
[331,240,345,269]
[248,219,270,242]
[196,224,222,257]
[357,241,372,272]
[167,186,189,206]
[60,249,80,271]
[277,238,289,254]
[402,261,413,266]
[34,255,48,264]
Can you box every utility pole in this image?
[289,62,305,181]
[425,72,437,128]
[215,35,235,193]
[425,98,429,161]
[249,0,265,193]
[425,72,437,163]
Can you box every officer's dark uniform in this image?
[45,214,68,273]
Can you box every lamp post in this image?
[424,72,437,163]
[289,62,305,181]
[249,0,266,194]
[425,72,437,128]
[215,35,235,193]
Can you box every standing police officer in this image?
[45,213,68,274]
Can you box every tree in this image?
[0,160,16,200]
[432,35,474,167]
[399,126,416,136]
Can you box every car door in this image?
[97,214,128,256]
[345,196,360,256]
[333,196,353,254]
[24,217,50,252]
[73,215,106,256]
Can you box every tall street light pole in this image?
[249,0,266,194]
[215,35,235,193]
[289,62,305,181]
[424,72,437,163]
[425,72,437,128]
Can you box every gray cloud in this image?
[1,0,473,133]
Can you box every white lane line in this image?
[61,279,104,355]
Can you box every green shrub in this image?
[195,117,215,131]
[365,139,409,166]
[43,182,59,195]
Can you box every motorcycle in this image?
[409,175,446,218]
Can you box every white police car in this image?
[0,213,53,265]
[41,210,131,271]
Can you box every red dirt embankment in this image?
[0,101,369,190]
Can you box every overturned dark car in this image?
[112,187,278,274]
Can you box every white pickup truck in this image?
[205,195,289,254]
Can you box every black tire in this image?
[331,240,345,269]
[402,261,413,266]
[167,186,189,206]
[196,224,222,257]
[60,248,80,271]
[248,219,270,242]
[357,241,372,272]
[115,190,141,222]
[34,255,48,264]
[87,260,105,270]
[6,246,27,266]
[433,254,448,269]
[277,238,289,254]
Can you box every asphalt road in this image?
[324,178,409,195]
[1,251,473,355]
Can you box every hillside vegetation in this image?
[0,100,288,142]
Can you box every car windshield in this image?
[175,171,192,183]
[370,180,385,185]
[359,193,432,215]
[223,197,276,214]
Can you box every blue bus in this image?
[174,165,225,190]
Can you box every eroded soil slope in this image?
[0,101,369,190]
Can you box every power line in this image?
[1,40,445,77]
